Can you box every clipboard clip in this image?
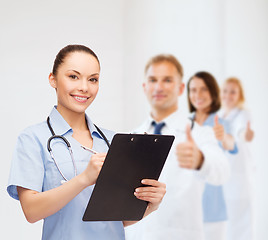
[143,132,158,142]
[130,132,150,142]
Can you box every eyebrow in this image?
[67,70,99,77]
[148,76,174,79]
[71,70,80,75]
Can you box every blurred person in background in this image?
[187,71,237,240]
[219,77,256,240]
[125,54,230,240]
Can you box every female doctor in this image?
[219,77,256,240]
[187,71,237,240]
[7,44,166,240]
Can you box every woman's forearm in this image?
[222,134,235,151]
[17,173,89,223]
[18,153,106,223]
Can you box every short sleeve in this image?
[7,130,45,200]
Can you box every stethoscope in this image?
[46,117,110,184]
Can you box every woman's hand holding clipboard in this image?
[83,133,174,222]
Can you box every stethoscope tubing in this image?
[46,116,109,183]
[47,135,77,182]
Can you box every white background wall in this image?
[0,0,267,239]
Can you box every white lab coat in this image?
[125,111,229,240]
[218,108,256,240]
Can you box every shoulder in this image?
[231,108,251,127]
[17,121,48,143]
[230,107,250,121]
[238,108,251,120]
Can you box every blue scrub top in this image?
[7,106,125,240]
[192,112,238,222]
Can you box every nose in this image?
[155,81,164,92]
[78,79,88,92]
[196,90,202,98]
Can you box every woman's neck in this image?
[57,105,88,131]
[194,111,209,125]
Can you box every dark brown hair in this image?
[144,54,184,78]
[52,44,100,75]
[187,71,221,113]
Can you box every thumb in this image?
[185,124,193,142]
[247,121,251,130]
[214,115,219,126]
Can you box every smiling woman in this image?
[49,45,100,119]
[6,44,167,240]
[218,77,256,240]
[187,71,237,240]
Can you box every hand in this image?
[213,115,226,141]
[134,179,166,212]
[81,153,106,186]
[245,121,254,142]
[176,124,204,169]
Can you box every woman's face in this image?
[189,77,212,113]
[49,51,100,115]
[221,82,240,109]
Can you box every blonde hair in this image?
[223,77,245,108]
[144,54,184,78]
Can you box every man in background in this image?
[125,54,230,240]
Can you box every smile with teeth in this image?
[72,95,89,103]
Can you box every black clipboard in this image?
[82,133,174,221]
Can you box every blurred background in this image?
[0,0,267,239]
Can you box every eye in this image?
[164,78,172,82]
[89,77,99,83]
[189,88,196,93]
[69,75,78,80]
[148,78,156,83]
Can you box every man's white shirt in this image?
[125,110,230,240]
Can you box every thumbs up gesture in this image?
[245,121,254,142]
[213,115,225,141]
[176,124,204,169]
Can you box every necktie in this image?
[152,121,165,135]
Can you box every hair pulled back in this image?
[52,44,100,75]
